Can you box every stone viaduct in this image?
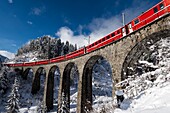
[12,14,170,113]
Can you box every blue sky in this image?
[0,0,161,53]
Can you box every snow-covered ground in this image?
[115,81,170,113]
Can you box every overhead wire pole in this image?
[48,37,51,59]
[88,36,90,45]
[84,36,91,45]
[122,13,125,26]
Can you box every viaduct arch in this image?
[122,29,170,80]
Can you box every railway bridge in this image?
[10,14,170,112]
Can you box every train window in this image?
[122,28,125,32]
[134,19,139,24]
[102,38,105,41]
[159,3,164,9]
[107,35,110,39]
[117,30,120,34]
[154,7,158,13]
[128,24,132,29]
[92,43,94,46]
[111,33,115,37]
[99,40,101,43]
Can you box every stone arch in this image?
[60,62,78,112]
[81,55,113,112]
[31,67,46,94]
[121,29,170,80]
[22,68,33,80]
[46,65,60,111]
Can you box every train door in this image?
[122,27,126,37]
[125,25,129,34]
[128,23,133,33]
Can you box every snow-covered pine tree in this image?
[56,38,62,56]
[74,44,77,51]
[0,58,2,70]
[6,77,20,113]
[36,101,47,113]
[59,92,69,113]
[69,44,75,53]
[0,67,9,94]
[63,41,69,55]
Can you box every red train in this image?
[5,0,170,67]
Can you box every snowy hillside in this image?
[0,50,15,59]
[0,54,8,62]
[114,82,170,113]
[6,35,78,63]
[16,35,77,60]
[11,51,40,63]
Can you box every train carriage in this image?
[66,48,84,60]
[86,27,123,53]
[24,62,36,66]
[164,0,170,6]
[132,0,170,31]
[13,63,24,67]
[50,55,65,63]
[35,59,50,65]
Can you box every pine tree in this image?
[69,44,75,53]
[0,67,9,94]
[59,92,69,113]
[74,44,77,51]
[63,41,69,55]
[57,39,62,56]
[0,58,2,70]
[6,77,20,113]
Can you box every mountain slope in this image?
[0,54,8,62]
[0,50,15,59]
